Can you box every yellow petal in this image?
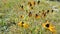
[23,23,29,28]
[18,21,23,27]
[48,26,56,33]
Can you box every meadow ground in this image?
[0,0,60,34]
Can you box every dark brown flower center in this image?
[36,14,38,17]
[47,10,49,13]
[46,24,49,28]
[37,1,40,4]
[52,10,53,13]
[28,12,32,17]
[22,22,24,24]
[21,22,24,27]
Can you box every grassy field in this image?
[0,0,60,34]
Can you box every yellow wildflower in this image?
[20,5,24,10]
[28,0,36,7]
[42,21,56,33]
[18,21,24,27]
[35,14,40,19]
[18,21,29,28]
[28,12,32,17]
[20,15,24,19]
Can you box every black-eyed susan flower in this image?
[46,10,49,14]
[42,13,46,18]
[42,21,56,33]
[43,13,46,17]
[19,5,24,11]
[35,14,40,19]
[18,21,29,28]
[28,2,32,7]
[41,10,47,18]
[28,0,36,7]
[20,15,24,19]
[18,21,24,27]
[31,1,35,6]
[28,12,32,17]
[28,0,36,10]
[32,1,36,6]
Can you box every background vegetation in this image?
[0,0,60,34]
